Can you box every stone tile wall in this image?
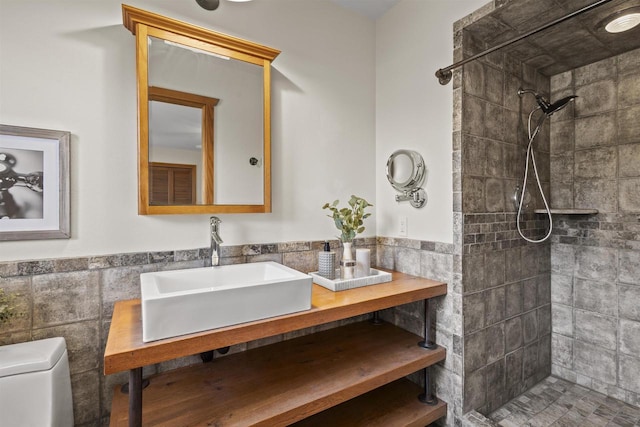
[376,237,461,427]
[0,238,378,426]
[456,25,553,417]
[547,48,640,406]
[461,213,552,415]
[549,48,640,213]
[1,236,462,426]
[455,3,640,422]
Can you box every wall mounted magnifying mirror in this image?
[386,149,427,208]
[122,5,280,214]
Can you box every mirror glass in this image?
[388,153,414,187]
[386,150,425,191]
[149,100,203,204]
[122,4,280,214]
[148,36,264,206]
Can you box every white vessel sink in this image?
[140,261,313,342]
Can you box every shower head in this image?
[518,88,578,116]
[544,95,578,115]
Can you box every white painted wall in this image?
[375,0,487,243]
[0,0,376,261]
[0,0,488,261]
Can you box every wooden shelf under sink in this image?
[109,321,446,426]
[291,378,447,427]
[105,271,448,426]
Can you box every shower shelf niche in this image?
[534,208,599,215]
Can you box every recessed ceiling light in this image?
[602,7,640,33]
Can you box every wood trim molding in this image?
[148,86,219,108]
[125,4,277,215]
[136,25,150,215]
[148,87,217,206]
[122,4,280,61]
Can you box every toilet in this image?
[0,337,74,426]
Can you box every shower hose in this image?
[516,108,553,243]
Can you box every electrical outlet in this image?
[399,216,408,237]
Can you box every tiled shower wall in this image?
[548,47,640,406]
[457,28,553,416]
[0,237,459,426]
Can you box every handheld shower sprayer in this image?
[545,95,578,115]
[518,88,578,116]
[515,88,577,243]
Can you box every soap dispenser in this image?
[318,241,336,279]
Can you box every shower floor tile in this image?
[487,377,640,427]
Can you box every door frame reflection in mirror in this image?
[122,4,281,214]
[148,86,218,205]
[149,162,197,206]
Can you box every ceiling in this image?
[330,0,401,19]
[464,0,640,76]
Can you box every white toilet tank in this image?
[0,337,74,427]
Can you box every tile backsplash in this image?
[0,236,455,427]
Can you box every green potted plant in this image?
[0,288,20,325]
[322,195,373,260]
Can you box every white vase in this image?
[342,241,353,261]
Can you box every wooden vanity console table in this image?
[105,271,447,426]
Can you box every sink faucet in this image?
[208,216,223,267]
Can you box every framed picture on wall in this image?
[0,125,70,241]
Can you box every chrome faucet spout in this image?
[209,216,223,267]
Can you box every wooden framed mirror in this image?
[122,5,280,214]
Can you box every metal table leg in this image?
[418,298,438,405]
[418,299,437,350]
[419,366,438,405]
[129,367,143,427]
[370,310,383,325]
